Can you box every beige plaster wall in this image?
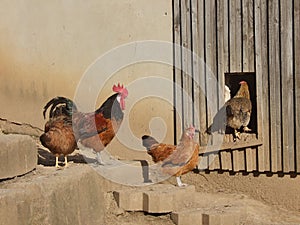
[0,0,173,158]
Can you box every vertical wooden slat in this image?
[180,0,187,131]
[233,150,239,171]
[229,0,242,71]
[280,1,295,172]
[205,0,218,148]
[216,0,229,151]
[243,0,256,172]
[208,153,215,170]
[210,153,220,171]
[216,3,230,167]
[173,0,183,143]
[295,0,300,173]
[242,0,255,72]
[221,150,231,171]
[181,0,193,127]
[197,0,208,146]
[245,148,252,172]
[256,0,269,172]
[199,154,209,170]
[246,148,256,172]
[268,0,282,172]
[191,0,200,133]
[229,0,243,171]
[232,149,245,171]
[216,0,229,108]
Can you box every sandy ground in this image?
[103,171,300,225]
[1,119,300,224]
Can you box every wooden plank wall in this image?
[173,0,300,174]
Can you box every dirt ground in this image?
[1,119,300,224]
[103,171,300,225]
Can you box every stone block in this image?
[202,210,242,225]
[143,189,175,213]
[142,184,196,213]
[0,164,105,225]
[0,134,37,180]
[113,189,144,211]
[171,208,203,225]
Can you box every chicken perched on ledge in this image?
[41,83,128,166]
[225,80,252,140]
[142,126,199,187]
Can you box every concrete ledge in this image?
[0,164,105,225]
[0,134,37,180]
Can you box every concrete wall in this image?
[0,1,173,158]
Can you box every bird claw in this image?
[55,165,64,170]
[96,161,106,166]
[178,183,188,188]
[176,176,188,188]
[243,126,252,132]
[233,130,240,141]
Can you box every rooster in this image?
[225,80,252,140]
[42,83,128,165]
[142,126,199,187]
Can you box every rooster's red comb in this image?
[112,83,128,96]
[239,80,247,84]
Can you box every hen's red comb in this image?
[239,80,247,84]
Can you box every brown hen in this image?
[142,126,199,187]
[40,115,77,167]
[225,80,252,140]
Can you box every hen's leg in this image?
[55,156,59,168]
[233,129,240,141]
[64,156,68,167]
[176,176,187,187]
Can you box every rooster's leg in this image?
[176,176,187,187]
[96,152,105,165]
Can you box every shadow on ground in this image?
[38,148,91,167]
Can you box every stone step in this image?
[114,182,246,225]
[79,149,153,186]
[114,184,196,213]
[0,134,37,180]
[0,164,105,225]
[171,205,246,225]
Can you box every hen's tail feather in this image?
[141,135,159,150]
[43,96,77,119]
